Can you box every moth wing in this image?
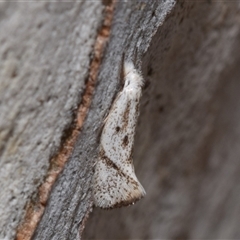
[101,89,138,173]
[93,62,146,208]
[93,157,145,208]
[93,86,145,208]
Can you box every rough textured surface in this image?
[2,0,240,239]
[0,1,103,239]
[83,1,240,239]
[33,1,176,239]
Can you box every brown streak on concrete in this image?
[16,2,116,240]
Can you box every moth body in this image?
[92,61,146,208]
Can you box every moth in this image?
[92,60,146,208]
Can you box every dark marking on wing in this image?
[122,101,130,129]
[122,135,129,147]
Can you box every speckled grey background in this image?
[84,1,240,239]
[0,1,103,239]
[1,0,240,239]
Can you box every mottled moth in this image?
[92,60,146,208]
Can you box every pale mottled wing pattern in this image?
[92,62,146,208]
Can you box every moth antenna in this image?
[132,47,138,64]
[119,52,125,88]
